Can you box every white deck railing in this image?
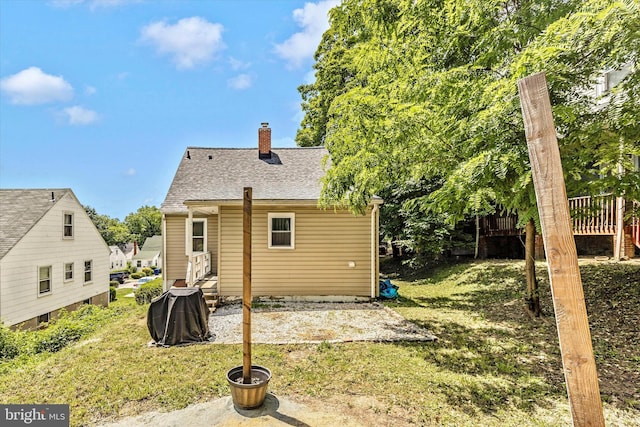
[569,194,616,235]
[187,252,211,285]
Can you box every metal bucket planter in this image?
[226,365,271,409]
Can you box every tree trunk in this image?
[525,218,541,317]
[474,215,480,259]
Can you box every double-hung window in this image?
[39,266,52,295]
[268,213,295,249]
[64,262,74,282]
[84,260,92,283]
[186,218,207,254]
[63,213,74,238]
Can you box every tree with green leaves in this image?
[299,0,639,316]
[124,205,162,247]
[84,206,131,246]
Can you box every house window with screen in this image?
[64,262,74,281]
[39,266,52,294]
[84,260,92,283]
[268,213,295,249]
[63,212,74,238]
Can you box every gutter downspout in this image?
[370,203,380,298]
[187,207,193,285]
[162,214,167,291]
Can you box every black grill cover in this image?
[147,287,210,346]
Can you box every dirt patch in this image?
[208,301,436,344]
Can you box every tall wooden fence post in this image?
[518,72,605,427]
[242,187,252,384]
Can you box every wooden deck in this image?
[481,195,638,245]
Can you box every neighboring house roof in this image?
[120,242,136,257]
[161,147,329,214]
[0,188,71,259]
[132,235,162,260]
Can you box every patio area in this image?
[207,301,437,344]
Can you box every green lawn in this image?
[1,260,638,426]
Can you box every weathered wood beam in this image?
[518,72,604,427]
[242,187,252,384]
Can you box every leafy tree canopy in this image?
[300,0,639,230]
[124,205,162,247]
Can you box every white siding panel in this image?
[0,192,110,326]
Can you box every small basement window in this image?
[38,312,50,325]
[268,213,295,249]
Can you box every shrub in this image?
[109,286,117,302]
[130,272,144,279]
[109,280,120,287]
[128,264,137,274]
[142,267,154,276]
[0,324,19,360]
[34,323,84,353]
[134,280,163,305]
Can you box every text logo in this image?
[1,405,69,426]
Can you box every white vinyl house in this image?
[0,189,110,329]
[109,246,127,270]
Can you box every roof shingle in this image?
[161,147,329,214]
[0,189,71,259]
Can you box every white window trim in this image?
[38,265,52,296]
[64,262,74,283]
[63,212,74,239]
[185,218,208,255]
[84,260,93,285]
[268,212,295,249]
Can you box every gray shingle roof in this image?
[132,235,162,260]
[161,147,330,214]
[0,189,71,259]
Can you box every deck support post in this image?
[518,72,604,427]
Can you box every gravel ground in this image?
[207,301,436,344]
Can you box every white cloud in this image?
[117,71,130,80]
[0,67,74,105]
[125,168,136,176]
[140,17,225,70]
[84,85,96,95]
[63,105,99,125]
[274,0,339,68]
[227,74,253,90]
[229,57,251,71]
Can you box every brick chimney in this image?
[258,122,271,159]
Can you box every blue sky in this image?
[0,0,338,220]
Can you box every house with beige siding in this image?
[0,189,110,328]
[161,123,381,300]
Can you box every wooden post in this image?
[518,72,605,427]
[242,187,252,384]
